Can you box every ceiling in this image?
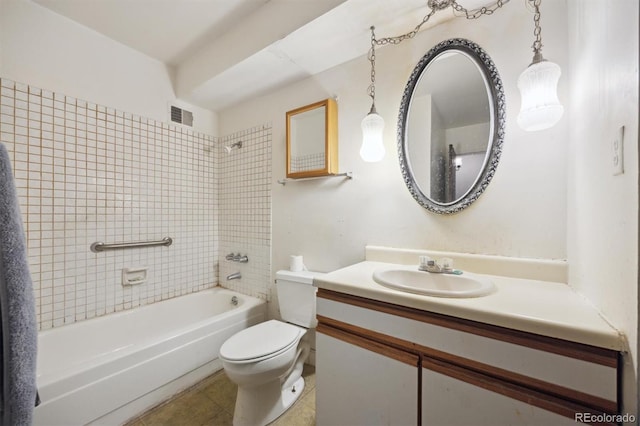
[32,0,496,112]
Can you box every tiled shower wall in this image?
[0,78,220,330]
[218,125,272,300]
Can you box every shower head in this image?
[224,141,243,153]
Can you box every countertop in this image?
[314,260,625,351]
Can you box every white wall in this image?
[567,0,639,415]
[218,124,273,302]
[220,1,569,278]
[446,122,491,154]
[0,0,217,136]
[407,94,431,193]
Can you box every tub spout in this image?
[226,271,241,281]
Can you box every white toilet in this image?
[219,269,321,426]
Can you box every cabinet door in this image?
[422,359,587,426]
[318,292,619,415]
[316,331,418,426]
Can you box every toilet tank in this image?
[276,270,324,328]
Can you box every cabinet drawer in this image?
[318,290,619,415]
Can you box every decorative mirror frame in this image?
[286,98,338,179]
[397,38,506,214]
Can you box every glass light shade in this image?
[360,111,385,162]
[517,60,564,131]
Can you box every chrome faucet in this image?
[418,256,462,275]
[226,271,241,281]
[225,253,249,263]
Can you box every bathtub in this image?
[34,288,266,426]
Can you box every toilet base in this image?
[280,376,305,414]
[232,376,305,426]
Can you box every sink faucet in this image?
[418,256,461,274]
[226,271,241,281]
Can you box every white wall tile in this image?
[218,123,272,300]
[0,78,220,330]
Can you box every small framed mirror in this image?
[286,98,338,178]
[398,38,505,214]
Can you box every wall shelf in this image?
[277,172,353,185]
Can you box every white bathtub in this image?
[34,288,266,426]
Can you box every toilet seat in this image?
[220,320,303,363]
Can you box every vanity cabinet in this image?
[316,289,620,426]
[316,331,418,425]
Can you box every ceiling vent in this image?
[170,105,193,127]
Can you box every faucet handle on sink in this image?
[418,256,461,274]
[418,256,436,272]
[438,257,454,272]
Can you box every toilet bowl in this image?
[220,320,310,425]
[219,270,321,426]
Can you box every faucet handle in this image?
[418,256,434,271]
[438,257,454,272]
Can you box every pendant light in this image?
[360,26,385,162]
[517,0,563,131]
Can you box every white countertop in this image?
[315,260,624,351]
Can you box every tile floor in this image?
[125,365,316,426]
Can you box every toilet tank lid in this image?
[276,270,325,285]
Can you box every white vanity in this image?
[314,246,624,426]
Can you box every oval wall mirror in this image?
[397,38,505,214]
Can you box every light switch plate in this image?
[613,126,624,176]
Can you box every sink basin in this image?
[372,267,495,298]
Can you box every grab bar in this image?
[90,237,173,253]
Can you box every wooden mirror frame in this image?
[286,98,338,178]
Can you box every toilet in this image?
[219,269,321,426]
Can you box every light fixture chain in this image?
[451,0,507,19]
[374,7,438,46]
[373,0,509,47]
[367,26,377,111]
[530,0,543,54]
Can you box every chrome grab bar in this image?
[90,237,173,253]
